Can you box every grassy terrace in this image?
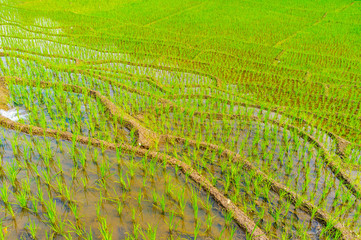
[0,0,359,239]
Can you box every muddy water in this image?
[0,127,246,239]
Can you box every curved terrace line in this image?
[0,105,269,240]
[2,75,358,239]
[150,104,361,198]
[2,19,360,78]
[2,34,360,101]
[3,49,359,148]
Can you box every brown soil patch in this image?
[0,81,9,111]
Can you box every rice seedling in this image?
[15,180,29,208]
[0,183,9,206]
[25,218,38,239]
[99,217,112,240]
[146,224,157,240]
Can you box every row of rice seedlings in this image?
[243,123,361,228]
[343,146,361,167]
[0,54,169,104]
[161,100,357,193]
[71,73,360,199]
[1,48,75,65]
[0,36,104,62]
[6,64,290,147]
[0,56,166,106]
[0,22,68,42]
[79,49,354,116]
[5,0,356,86]
[291,111,361,146]
[143,99,274,139]
[245,86,360,142]
[0,39,222,94]
[0,75,264,236]
[150,94,358,163]
[91,61,216,87]
[161,140,331,239]
[2,59,160,119]
[79,67,361,147]
[84,70,166,96]
[0,10,66,33]
[2,23,358,148]
[0,34,304,107]
[145,105,361,235]
[0,55,75,80]
[109,87,158,117]
[77,67,257,115]
[0,56,79,87]
[278,50,360,76]
[0,28,164,63]
[0,1,315,65]
[7,83,128,144]
[0,126,247,239]
[1,4,358,97]
[1,22,354,111]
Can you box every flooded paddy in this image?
[0,1,360,239]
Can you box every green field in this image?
[0,0,360,239]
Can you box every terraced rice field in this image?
[0,0,360,239]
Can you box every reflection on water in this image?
[0,107,28,121]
